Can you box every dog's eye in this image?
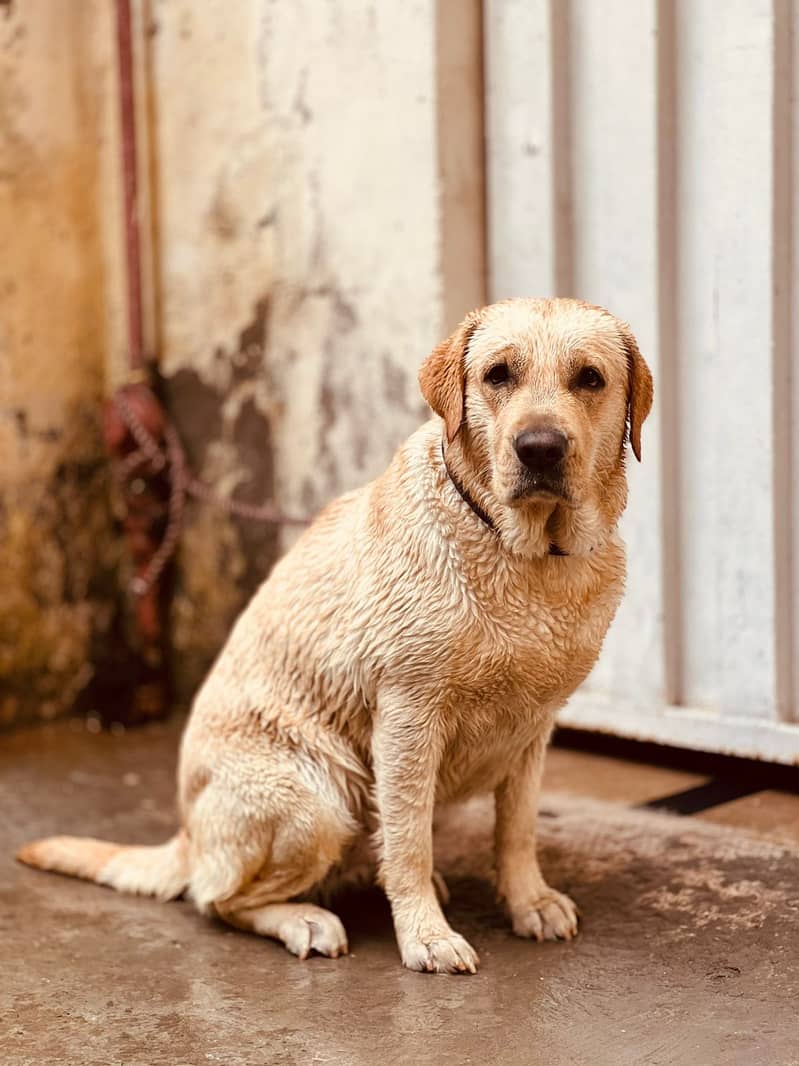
[485,363,511,386]
[574,366,605,390]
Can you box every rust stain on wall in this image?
[0,2,124,729]
[0,412,121,728]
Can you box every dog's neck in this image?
[441,441,568,557]
[440,433,617,559]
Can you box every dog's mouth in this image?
[509,471,570,505]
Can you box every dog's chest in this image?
[448,561,619,699]
[434,560,622,799]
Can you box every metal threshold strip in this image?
[640,780,764,815]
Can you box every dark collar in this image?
[441,442,569,557]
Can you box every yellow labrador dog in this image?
[19,297,652,974]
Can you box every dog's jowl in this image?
[18,298,652,974]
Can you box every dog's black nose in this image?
[514,427,569,471]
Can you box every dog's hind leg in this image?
[184,748,358,959]
[208,813,352,958]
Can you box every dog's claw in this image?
[432,869,450,907]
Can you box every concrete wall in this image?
[2,0,485,720]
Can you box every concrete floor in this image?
[4,719,799,1066]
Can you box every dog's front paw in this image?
[509,889,579,941]
[400,929,480,974]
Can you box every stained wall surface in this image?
[1,1,485,720]
[0,1,126,727]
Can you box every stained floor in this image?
[3,718,799,1066]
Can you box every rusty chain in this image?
[112,390,309,597]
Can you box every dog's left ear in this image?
[419,310,483,442]
[620,326,653,462]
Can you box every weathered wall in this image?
[147,0,485,695]
[0,1,127,727]
[2,1,485,718]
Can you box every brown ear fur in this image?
[621,326,653,462]
[418,310,483,442]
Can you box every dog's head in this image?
[419,298,653,556]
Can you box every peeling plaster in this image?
[149,2,447,692]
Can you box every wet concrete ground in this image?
[4,719,799,1065]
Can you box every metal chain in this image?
[112,391,309,596]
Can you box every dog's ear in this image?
[418,310,482,442]
[620,326,653,462]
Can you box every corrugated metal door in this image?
[485,0,799,761]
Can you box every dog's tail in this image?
[16,831,189,902]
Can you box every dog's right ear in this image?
[418,310,482,442]
[619,325,653,462]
